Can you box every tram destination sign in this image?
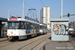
[9,18,17,21]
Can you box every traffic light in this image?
[67,13,70,17]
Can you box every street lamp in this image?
[8,9,15,19]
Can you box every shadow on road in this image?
[48,37,51,40]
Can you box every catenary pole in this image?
[61,0,63,18]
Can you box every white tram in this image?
[7,17,40,40]
[39,24,47,34]
[7,17,47,40]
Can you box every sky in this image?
[0,0,75,22]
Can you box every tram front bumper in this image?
[7,37,12,40]
[7,35,18,40]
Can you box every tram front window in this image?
[8,22,19,29]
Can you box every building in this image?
[40,6,50,30]
[0,17,7,38]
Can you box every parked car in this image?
[69,28,74,31]
[69,30,74,35]
[72,31,75,37]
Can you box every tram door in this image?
[32,29,34,37]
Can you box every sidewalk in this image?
[40,41,74,50]
[39,36,75,50]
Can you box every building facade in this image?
[40,6,50,30]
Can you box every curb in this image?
[0,38,7,42]
[69,37,75,47]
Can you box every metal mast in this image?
[23,0,24,18]
[61,0,63,18]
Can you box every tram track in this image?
[0,40,19,47]
[0,35,42,48]
[18,34,50,50]
[0,34,50,50]
[0,36,40,48]
[0,37,30,47]
[31,35,49,50]
[0,40,9,45]
[0,38,20,47]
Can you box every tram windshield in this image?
[8,22,19,29]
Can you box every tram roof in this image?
[8,18,39,24]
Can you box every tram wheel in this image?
[27,35,31,39]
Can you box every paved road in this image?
[0,33,51,50]
[1,34,75,50]
[69,35,75,42]
[69,35,75,47]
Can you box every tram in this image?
[39,24,47,34]
[7,17,47,40]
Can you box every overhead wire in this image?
[21,0,40,14]
[21,0,32,8]
[40,0,45,6]
[21,0,40,20]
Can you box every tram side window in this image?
[29,23,33,29]
[45,27,47,29]
[20,22,24,29]
[44,27,46,29]
[45,26,46,29]
[26,22,29,29]
[44,26,45,29]
[35,24,39,29]
[39,25,42,29]
[43,26,44,29]
[37,25,39,29]
[24,22,27,29]
[26,22,33,29]
[42,26,44,29]
[42,26,43,29]
[35,24,36,29]
[33,24,36,29]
